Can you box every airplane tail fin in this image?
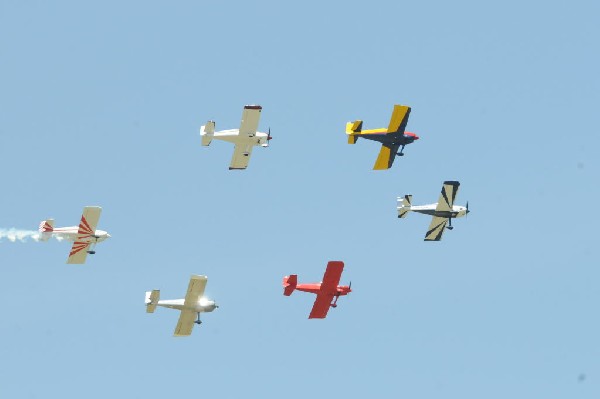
[145,290,160,313]
[397,195,412,218]
[346,120,363,144]
[283,275,297,296]
[200,121,215,146]
[38,219,54,241]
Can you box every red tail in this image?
[283,275,297,296]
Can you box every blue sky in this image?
[1,1,599,398]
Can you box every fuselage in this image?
[48,227,111,243]
[296,283,351,296]
[359,130,419,146]
[410,204,468,219]
[156,298,217,313]
[213,129,270,147]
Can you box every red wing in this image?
[320,261,344,293]
[308,293,334,319]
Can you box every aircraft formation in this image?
[22,103,469,336]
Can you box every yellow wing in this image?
[373,144,400,170]
[386,105,411,133]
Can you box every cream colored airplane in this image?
[200,104,271,170]
[38,206,110,264]
[145,275,218,337]
[397,181,469,241]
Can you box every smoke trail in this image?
[0,229,40,242]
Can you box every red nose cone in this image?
[405,131,419,140]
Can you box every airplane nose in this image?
[106,233,112,238]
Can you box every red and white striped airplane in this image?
[38,206,110,264]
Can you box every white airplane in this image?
[145,275,218,337]
[38,206,111,264]
[397,181,469,241]
[200,104,271,170]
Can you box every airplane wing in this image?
[229,144,254,170]
[434,181,461,212]
[309,293,335,319]
[424,216,448,241]
[238,105,262,137]
[321,261,344,291]
[183,275,208,307]
[174,310,197,337]
[77,206,102,237]
[66,241,90,264]
[172,276,207,336]
[386,105,411,134]
[373,143,400,170]
[307,261,344,319]
[66,206,102,264]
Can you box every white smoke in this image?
[0,229,40,242]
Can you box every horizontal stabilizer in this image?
[145,290,160,313]
[39,219,54,241]
[346,120,363,133]
[200,121,215,146]
[39,219,54,233]
[283,275,297,296]
[397,195,412,218]
[346,120,362,144]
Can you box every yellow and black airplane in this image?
[346,104,419,170]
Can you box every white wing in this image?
[424,216,448,241]
[238,105,262,137]
[174,310,196,337]
[183,275,207,307]
[229,144,253,170]
[434,181,460,213]
[173,275,208,337]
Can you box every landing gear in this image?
[330,295,340,308]
[446,218,454,230]
[87,243,97,255]
[396,144,406,157]
[194,313,202,325]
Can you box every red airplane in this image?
[283,261,351,319]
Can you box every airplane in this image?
[283,261,351,319]
[38,206,110,264]
[145,275,218,337]
[345,104,419,170]
[397,181,469,241]
[200,104,271,170]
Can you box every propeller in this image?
[466,201,470,216]
[348,281,352,291]
[266,127,272,145]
